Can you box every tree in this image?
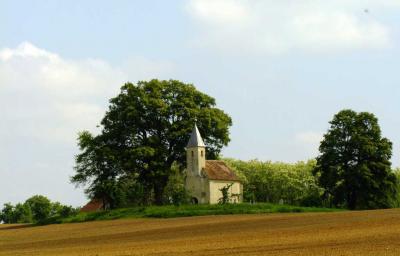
[72,79,232,205]
[0,197,77,224]
[25,195,52,222]
[313,109,398,210]
[13,203,33,223]
[163,162,189,206]
[393,168,400,207]
[0,203,16,224]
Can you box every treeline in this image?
[0,195,78,224]
[74,158,399,209]
[225,159,400,208]
[225,159,322,206]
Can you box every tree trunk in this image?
[348,190,357,210]
[153,177,168,205]
[154,185,164,205]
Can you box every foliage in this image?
[394,168,400,207]
[163,163,190,206]
[25,195,52,222]
[52,203,80,218]
[13,203,33,223]
[44,203,342,224]
[224,159,323,206]
[313,110,398,210]
[0,203,17,224]
[218,183,234,204]
[0,195,78,224]
[71,79,232,206]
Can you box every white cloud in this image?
[0,42,176,206]
[188,0,250,25]
[0,42,175,143]
[186,0,395,54]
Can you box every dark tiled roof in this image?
[80,199,105,212]
[204,160,241,181]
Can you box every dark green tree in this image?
[72,79,232,205]
[0,203,16,224]
[13,203,33,223]
[25,195,52,222]
[313,109,397,209]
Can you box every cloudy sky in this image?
[1,0,400,207]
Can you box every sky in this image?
[1,0,400,207]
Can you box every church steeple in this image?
[186,124,206,176]
[186,124,205,148]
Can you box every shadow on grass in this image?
[0,224,35,230]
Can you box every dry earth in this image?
[1,209,400,256]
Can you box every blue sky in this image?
[1,0,400,207]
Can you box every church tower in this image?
[184,124,242,204]
[186,124,206,176]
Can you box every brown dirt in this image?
[1,209,400,256]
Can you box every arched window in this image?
[201,150,203,157]
[191,151,194,157]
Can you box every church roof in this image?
[80,199,105,212]
[186,124,205,148]
[204,160,241,181]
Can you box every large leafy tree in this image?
[313,109,397,209]
[24,195,52,222]
[72,79,232,205]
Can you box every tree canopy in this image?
[225,159,322,206]
[71,79,232,206]
[313,109,398,209]
[0,195,78,224]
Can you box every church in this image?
[185,125,243,204]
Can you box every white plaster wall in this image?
[209,181,243,204]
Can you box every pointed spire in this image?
[186,124,205,148]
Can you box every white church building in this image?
[185,125,243,204]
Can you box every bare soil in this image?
[1,209,400,256]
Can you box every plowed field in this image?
[1,209,400,255]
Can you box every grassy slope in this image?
[48,203,341,224]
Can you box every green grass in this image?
[43,203,342,225]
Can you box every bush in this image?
[59,205,79,218]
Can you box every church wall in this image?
[209,180,243,204]
[185,173,210,204]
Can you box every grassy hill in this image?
[46,203,341,224]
